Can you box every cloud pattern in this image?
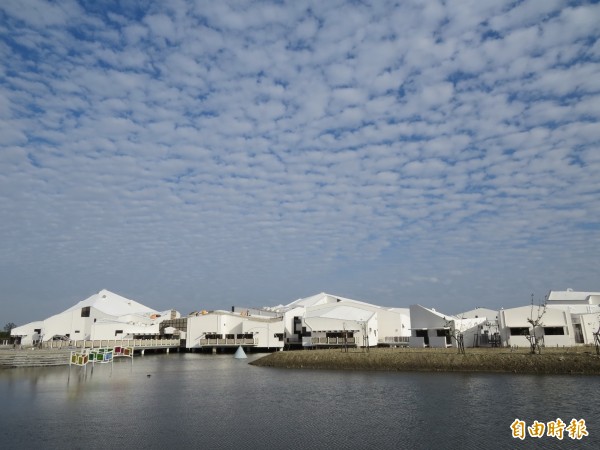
[0,0,599,323]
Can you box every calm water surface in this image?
[1,352,598,449]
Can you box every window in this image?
[415,330,428,338]
[436,329,449,337]
[274,333,284,341]
[543,327,565,336]
[81,307,90,317]
[510,327,530,336]
[293,317,302,333]
[115,330,123,336]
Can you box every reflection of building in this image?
[10,289,179,346]
[183,292,411,351]
[498,290,600,347]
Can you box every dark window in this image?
[415,330,428,338]
[74,330,80,333]
[81,307,90,317]
[510,327,530,336]
[274,333,284,341]
[436,329,449,337]
[293,317,302,333]
[115,330,123,336]
[543,327,565,336]
[34,328,41,333]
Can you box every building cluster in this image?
[10,289,600,351]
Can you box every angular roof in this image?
[304,304,376,322]
[456,307,499,320]
[547,290,600,303]
[61,289,157,318]
[283,292,379,310]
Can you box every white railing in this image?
[310,337,356,345]
[42,338,180,350]
[199,338,258,346]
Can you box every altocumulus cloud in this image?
[0,0,599,323]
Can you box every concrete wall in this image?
[499,306,575,347]
[186,313,285,349]
[378,308,411,341]
[578,313,600,344]
[242,319,284,348]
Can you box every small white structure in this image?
[11,289,179,345]
[456,308,500,347]
[409,305,492,349]
[234,346,247,359]
[409,305,453,348]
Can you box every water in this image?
[1,352,598,449]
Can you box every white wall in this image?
[499,306,574,347]
[378,308,411,341]
[186,314,220,348]
[578,313,600,345]
[11,321,43,346]
[242,319,284,348]
[186,313,285,349]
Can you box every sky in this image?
[1,0,599,326]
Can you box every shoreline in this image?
[249,347,600,375]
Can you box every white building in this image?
[11,289,179,345]
[498,305,574,347]
[497,290,600,347]
[409,305,493,348]
[185,310,284,350]
[277,293,410,349]
[457,307,500,347]
[183,292,411,351]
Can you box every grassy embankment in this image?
[249,347,600,375]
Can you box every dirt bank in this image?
[249,347,600,375]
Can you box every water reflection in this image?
[1,353,598,449]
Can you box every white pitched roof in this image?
[304,304,376,322]
[61,289,157,318]
[283,292,379,310]
[547,290,600,303]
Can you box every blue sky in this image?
[1,0,599,325]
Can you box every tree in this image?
[444,317,466,355]
[593,314,600,356]
[525,294,546,355]
[3,322,16,333]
